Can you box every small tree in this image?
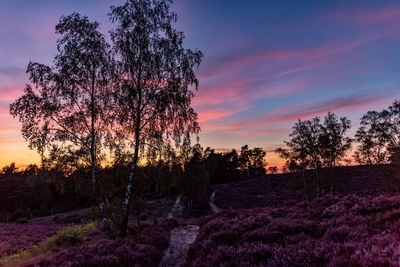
[284,118,322,196]
[177,144,209,209]
[319,112,352,193]
[354,100,400,167]
[109,0,202,237]
[267,166,278,174]
[1,162,19,176]
[354,125,388,166]
[10,13,113,237]
[278,113,352,196]
[239,145,267,178]
[276,144,310,199]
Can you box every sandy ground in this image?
[159,224,199,267]
[209,190,221,213]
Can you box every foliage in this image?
[9,12,114,235]
[108,0,202,236]
[15,218,28,224]
[177,145,209,206]
[268,166,278,174]
[1,163,19,176]
[10,13,112,174]
[277,112,352,196]
[239,145,267,178]
[48,223,97,247]
[354,100,400,166]
[319,112,352,169]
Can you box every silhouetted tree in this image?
[354,124,388,166]
[276,143,310,199]
[22,164,39,176]
[319,112,352,193]
[176,144,209,209]
[268,166,278,174]
[278,113,352,196]
[109,0,202,237]
[10,13,113,237]
[354,101,400,167]
[239,145,267,178]
[280,118,322,196]
[1,162,19,176]
[203,148,241,184]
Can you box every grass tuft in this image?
[0,222,97,266]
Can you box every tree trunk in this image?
[314,157,321,197]
[330,157,335,194]
[301,167,308,201]
[89,73,113,238]
[90,160,114,238]
[120,131,140,237]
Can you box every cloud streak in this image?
[217,92,394,131]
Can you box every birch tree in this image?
[277,118,323,196]
[10,13,114,237]
[319,112,352,193]
[108,0,202,237]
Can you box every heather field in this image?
[0,219,178,267]
[0,223,64,258]
[3,191,400,266]
[186,194,400,266]
[212,165,400,210]
[2,167,400,267]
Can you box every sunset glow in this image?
[1,0,400,168]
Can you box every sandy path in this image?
[168,195,183,218]
[209,190,221,213]
[159,224,199,267]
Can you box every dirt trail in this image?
[209,190,221,213]
[160,224,199,267]
[161,192,222,267]
[168,195,183,218]
[161,195,200,266]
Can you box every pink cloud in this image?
[199,50,300,80]
[229,128,290,137]
[194,77,252,106]
[222,93,392,131]
[197,106,247,123]
[0,86,23,101]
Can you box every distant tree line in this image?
[276,100,400,198]
[0,143,266,223]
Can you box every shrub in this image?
[10,208,28,221]
[15,217,28,224]
[47,223,97,247]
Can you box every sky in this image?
[1,0,400,168]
